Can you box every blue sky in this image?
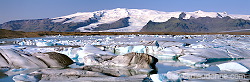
[0,0,249,24]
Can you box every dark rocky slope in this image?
[0,18,98,32]
[140,13,250,32]
[0,17,130,32]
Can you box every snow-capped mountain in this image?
[52,8,250,32]
[1,8,250,32]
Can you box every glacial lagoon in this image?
[0,34,250,82]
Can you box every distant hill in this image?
[140,13,250,32]
[0,18,98,32]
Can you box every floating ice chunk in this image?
[132,45,146,53]
[184,48,231,58]
[150,72,183,82]
[141,41,159,47]
[106,36,113,40]
[158,41,185,47]
[4,68,39,76]
[217,59,250,73]
[155,52,176,59]
[0,49,48,68]
[178,55,206,65]
[18,42,25,46]
[114,45,159,55]
[145,46,159,54]
[114,46,133,55]
[166,71,182,81]
[13,74,38,82]
[184,47,250,59]
[150,74,168,82]
[60,47,80,59]
[76,45,115,63]
[78,44,115,56]
[36,41,55,47]
[156,46,182,58]
[0,41,6,44]
[223,46,250,58]
[9,68,27,72]
[189,42,215,48]
[82,55,100,65]
[23,47,56,54]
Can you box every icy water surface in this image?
[1,35,250,81]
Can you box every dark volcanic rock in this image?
[140,16,250,32]
[89,17,130,31]
[0,18,98,32]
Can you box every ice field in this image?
[0,34,250,81]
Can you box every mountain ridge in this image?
[140,16,250,32]
[1,8,250,32]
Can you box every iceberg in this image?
[157,41,186,47]
[178,55,207,65]
[60,47,80,60]
[13,74,39,82]
[114,45,159,55]
[77,44,115,57]
[217,59,250,73]
[0,49,48,68]
[81,52,158,69]
[150,74,168,82]
[132,45,147,53]
[155,46,182,59]
[114,46,133,55]
[36,41,55,47]
[75,44,115,63]
[0,48,73,68]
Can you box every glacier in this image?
[51,8,250,32]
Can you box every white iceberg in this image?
[0,49,48,68]
[155,46,182,59]
[36,41,55,47]
[77,44,115,57]
[132,45,147,53]
[178,55,207,65]
[76,44,115,63]
[114,45,159,55]
[13,74,38,82]
[217,59,250,73]
[150,74,168,82]
[114,46,133,55]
